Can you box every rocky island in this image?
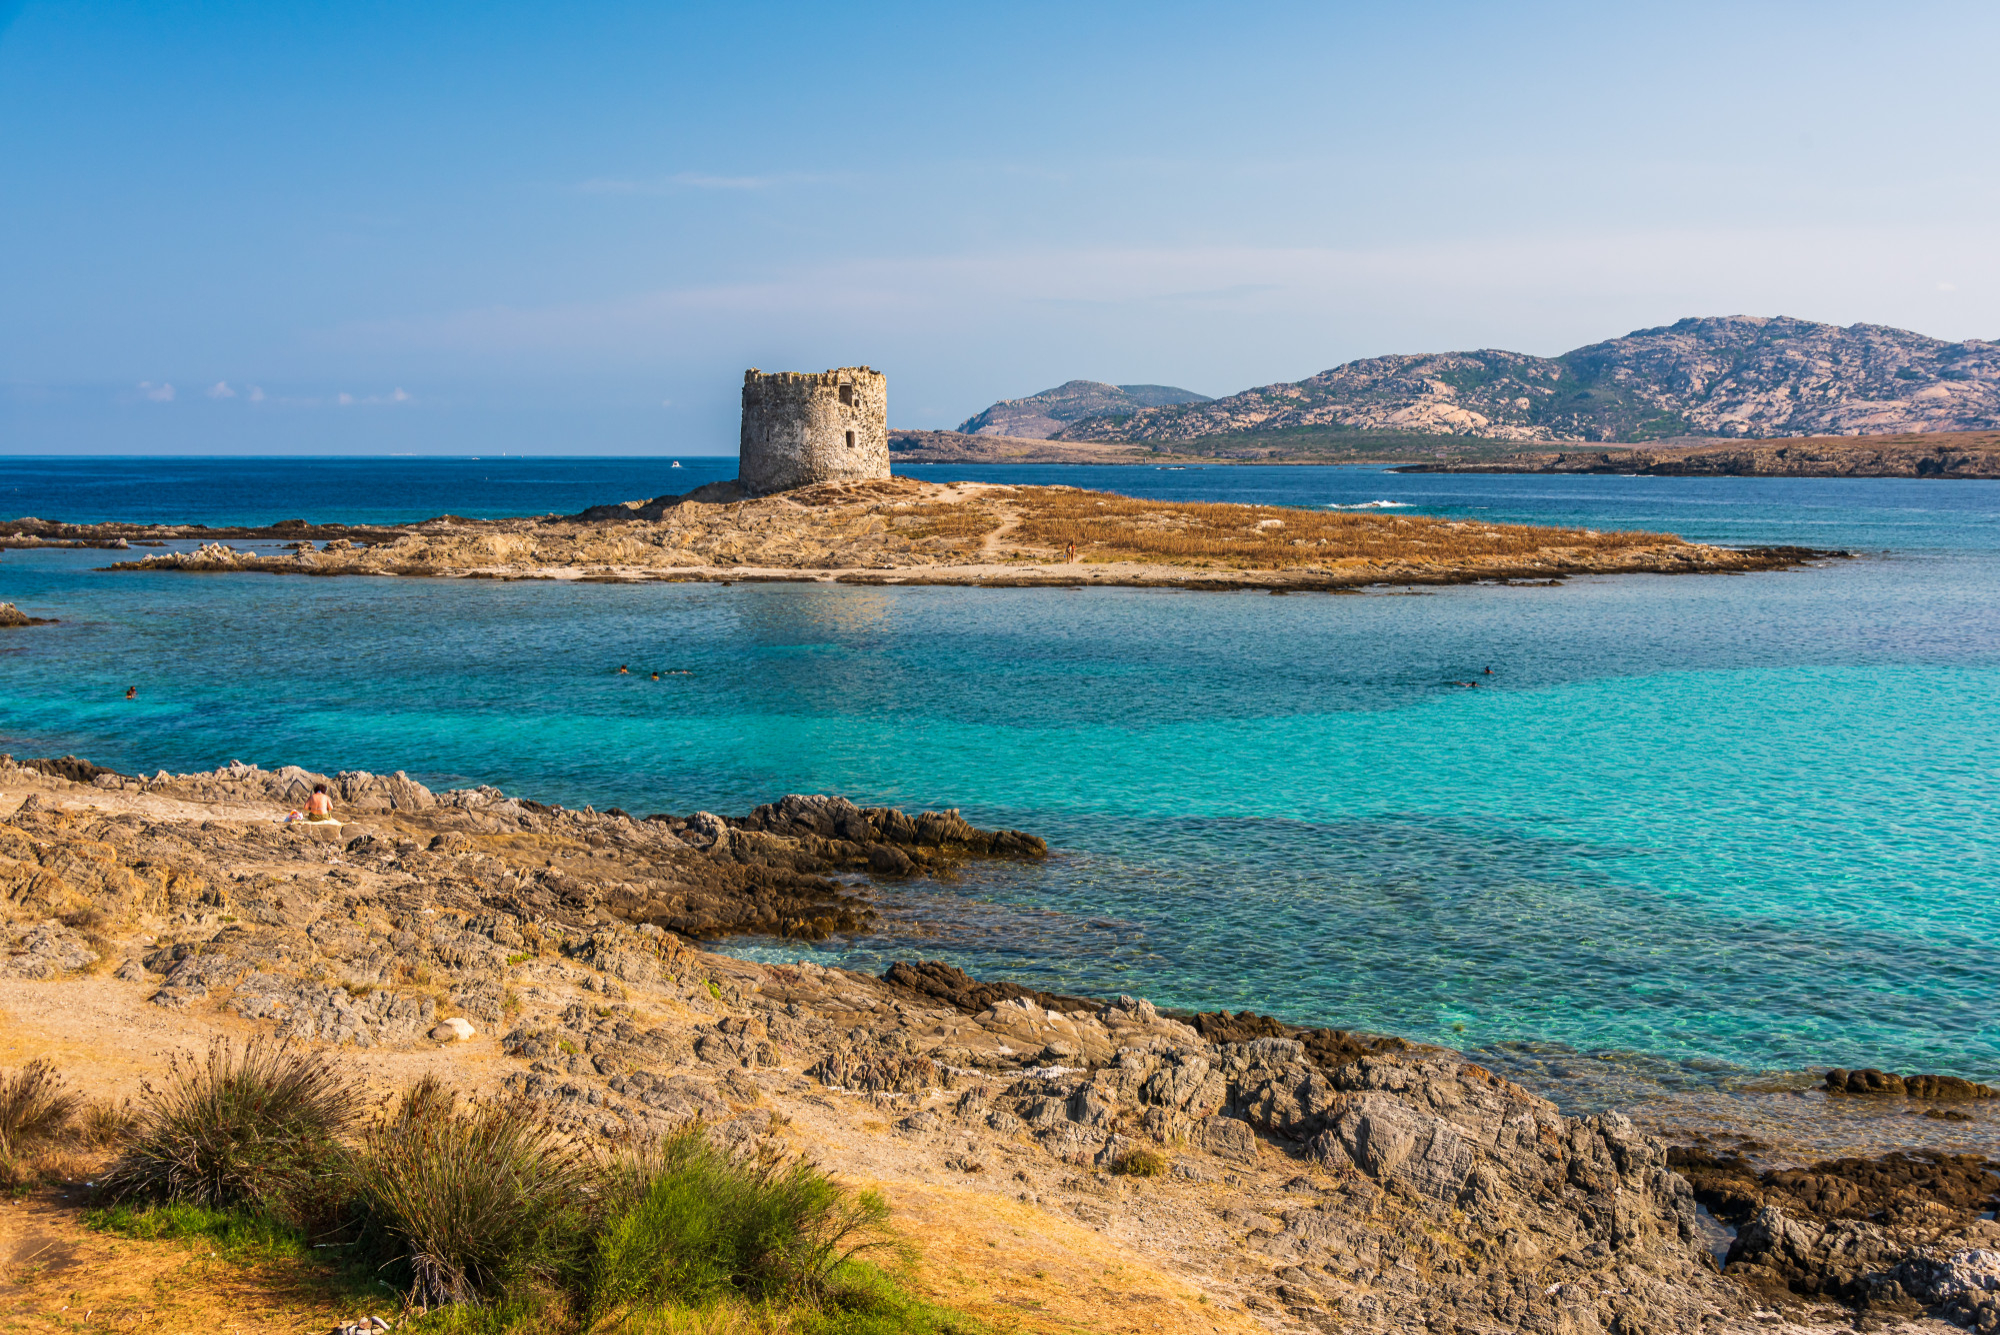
[38,477,1834,590]
[0,756,1995,1334]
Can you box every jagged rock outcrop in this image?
[1671,1145,2000,1318]
[0,920,101,978]
[1057,316,2000,444]
[882,959,1102,1017]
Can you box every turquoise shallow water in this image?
[2,460,1996,1107]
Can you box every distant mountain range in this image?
[964,317,1999,446]
[956,380,1211,438]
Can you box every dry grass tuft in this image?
[890,501,1004,545]
[0,1060,83,1157]
[1111,1148,1169,1178]
[98,1036,360,1214]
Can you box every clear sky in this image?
[3,0,1997,455]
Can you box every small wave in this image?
[1326,500,1412,510]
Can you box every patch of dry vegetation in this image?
[1004,490,1676,569]
[0,1048,978,1335]
[886,502,1001,549]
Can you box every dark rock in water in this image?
[882,959,1102,1017]
[1671,1144,2000,1308]
[1190,1010,1291,1043]
[866,843,914,876]
[14,754,120,784]
[1670,1146,2000,1229]
[728,793,1047,858]
[1825,1067,1997,1099]
[1189,1009,1415,1069]
[1299,1026,1414,1068]
[0,602,57,627]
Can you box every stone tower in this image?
[738,367,889,495]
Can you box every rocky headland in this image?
[954,381,1213,439]
[29,476,1836,590]
[1,755,1994,1334]
[888,428,1158,464]
[1395,431,2000,480]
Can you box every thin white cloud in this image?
[207,380,236,399]
[331,388,412,407]
[137,381,174,402]
[248,386,266,402]
[335,224,2000,364]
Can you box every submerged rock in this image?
[1825,1067,1997,1100]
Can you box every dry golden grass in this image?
[1004,489,1675,569]
[0,1189,366,1335]
[876,1181,1267,1335]
[889,501,1004,544]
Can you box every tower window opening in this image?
[839,384,854,406]
[845,430,856,448]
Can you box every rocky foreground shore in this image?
[0,476,1836,590]
[2,756,1994,1334]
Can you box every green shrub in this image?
[97,1036,359,1218]
[585,1125,888,1324]
[0,1060,83,1156]
[354,1076,593,1307]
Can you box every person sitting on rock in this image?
[305,783,336,823]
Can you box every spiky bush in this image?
[97,1037,359,1216]
[0,1061,82,1157]
[353,1077,593,1307]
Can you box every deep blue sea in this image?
[3,456,1996,1126]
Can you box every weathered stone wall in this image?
[739,367,889,494]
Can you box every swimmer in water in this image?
[650,672,660,680]
[125,686,136,699]
[1484,666,1494,675]
[618,665,629,674]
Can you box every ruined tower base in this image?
[738,367,889,495]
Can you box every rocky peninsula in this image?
[29,477,1836,590]
[1397,431,2000,480]
[1,755,1994,1334]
